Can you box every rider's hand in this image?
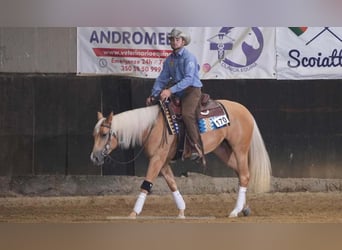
[146,96,154,106]
[160,89,172,102]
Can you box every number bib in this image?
[198,115,230,134]
[212,115,229,128]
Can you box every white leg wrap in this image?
[133,192,147,215]
[229,186,247,217]
[236,186,247,210]
[172,190,186,210]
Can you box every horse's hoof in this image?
[229,211,238,218]
[177,209,185,219]
[128,212,137,219]
[242,207,251,216]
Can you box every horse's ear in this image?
[97,112,103,120]
[108,112,114,122]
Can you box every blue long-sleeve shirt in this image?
[151,47,202,97]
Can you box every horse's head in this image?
[90,111,119,166]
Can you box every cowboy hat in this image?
[168,28,191,46]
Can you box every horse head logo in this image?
[209,27,264,68]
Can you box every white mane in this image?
[111,105,159,149]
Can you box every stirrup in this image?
[191,144,206,166]
[192,154,206,166]
[193,144,203,157]
[190,152,200,161]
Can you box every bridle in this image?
[98,119,153,165]
[100,122,116,158]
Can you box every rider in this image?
[146,28,205,165]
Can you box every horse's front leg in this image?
[160,164,186,218]
[129,153,169,218]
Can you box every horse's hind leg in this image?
[160,164,186,218]
[228,149,249,217]
[213,142,249,217]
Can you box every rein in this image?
[103,123,154,165]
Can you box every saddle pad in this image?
[198,103,230,133]
[159,100,229,135]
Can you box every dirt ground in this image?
[1,192,342,223]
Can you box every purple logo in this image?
[207,27,264,72]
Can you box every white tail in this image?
[248,119,272,193]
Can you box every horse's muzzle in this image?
[90,152,104,166]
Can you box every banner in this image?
[77,27,276,79]
[276,27,342,79]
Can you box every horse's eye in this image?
[101,133,108,138]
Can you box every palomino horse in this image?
[90,99,271,218]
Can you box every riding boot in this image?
[191,143,206,167]
[183,135,206,166]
